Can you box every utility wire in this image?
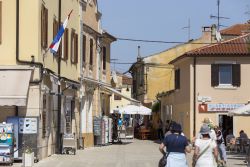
[116,37,250,45]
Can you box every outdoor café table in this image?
[139,128,151,140]
[236,137,249,153]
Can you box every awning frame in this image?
[82,77,140,104]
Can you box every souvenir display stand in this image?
[0,123,14,165]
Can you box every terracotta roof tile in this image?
[220,23,250,36]
[122,75,132,85]
[170,33,250,64]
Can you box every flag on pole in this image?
[49,10,73,54]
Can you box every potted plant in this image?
[22,146,34,167]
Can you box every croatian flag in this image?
[49,10,73,54]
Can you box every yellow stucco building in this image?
[129,26,216,128]
[110,72,133,112]
[0,0,115,160]
[159,32,250,140]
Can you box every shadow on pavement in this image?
[111,141,133,145]
[153,140,162,144]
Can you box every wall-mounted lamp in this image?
[126,85,129,92]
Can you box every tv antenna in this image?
[182,18,191,41]
[111,58,118,71]
[210,0,230,30]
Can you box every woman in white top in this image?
[193,124,218,167]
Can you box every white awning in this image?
[102,85,140,104]
[228,104,250,116]
[116,104,152,115]
[0,69,32,106]
[83,77,140,104]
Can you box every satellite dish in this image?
[111,71,118,84]
[216,31,222,42]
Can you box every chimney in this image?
[137,46,142,61]
[201,24,217,43]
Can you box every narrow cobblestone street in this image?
[9,139,247,167]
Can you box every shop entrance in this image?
[219,115,233,140]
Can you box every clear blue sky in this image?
[98,0,250,73]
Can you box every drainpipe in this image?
[16,0,43,84]
[79,2,84,149]
[56,0,62,154]
[193,57,197,137]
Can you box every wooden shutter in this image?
[90,39,93,65]
[53,19,57,41]
[82,35,86,63]
[41,5,44,48]
[44,8,48,48]
[71,30,75,63]
[175,69,180,90]
[63,28,68,60]
[74,34,78,63]
[58,22,62,57]
[0,1,2,44]
[232,64,241,87]
[103,47,106,70]
[52,19,59,56]
[211,64,219,87]
[41,5,48,48]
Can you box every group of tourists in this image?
[158,117,231,167]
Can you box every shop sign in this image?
[207,103,244,112]
[199,104,208,112]
[19,118,38,134]
[198,96,212,102]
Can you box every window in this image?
[71,30,78,64]
[175,69,180,90]
[65,99,75,134]
[63,28,69,60]
[139,68,144,86]
[89,39,93,66]
[82,35,86,64]
[52,19,58,55]
[114,90,122,100]
[102,47,106,70]
[219,65,232,84]
[53,19,58,43]
[211,64,241,87]
[41,4,48,48]
[132,78,136,95]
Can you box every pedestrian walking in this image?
[157,119,164,140]
[214,126,227,165]
[159,123,191,167]
[195,118,216,141]
[193,124,218,167]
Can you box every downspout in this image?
[56,0,62,154]
[79,2,84,149]
[16,0,43,84]
[193,57,197,137]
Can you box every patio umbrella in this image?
[228,103,250,116]
[118,105,152,115]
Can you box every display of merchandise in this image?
[93,117,102,146]
[108,118,113,143]
[0,123,14,165]
[103,116,109,145]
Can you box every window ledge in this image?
[214,85,237,90]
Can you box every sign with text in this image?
[207,103,244,112]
